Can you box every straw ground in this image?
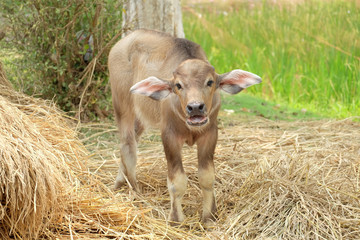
[1,88,359,238]
[76,113,360,239]
[1,62,359,239]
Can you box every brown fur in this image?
[108,29,261,223]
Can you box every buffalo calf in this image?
[108,29,261,223]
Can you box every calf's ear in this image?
[130,76,172,100]
[218,69,262,94]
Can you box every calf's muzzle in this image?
[186,101,208,126]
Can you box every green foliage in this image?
[183,0,360,119]
[0,0,123,120]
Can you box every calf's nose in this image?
[186,102,206,116]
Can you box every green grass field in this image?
[1,0,359,120]
[183,0,360,119]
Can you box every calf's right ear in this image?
[218,69,262,94]
[130,76,172,101]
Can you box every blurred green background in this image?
[183,0,360,119]
[0,0,359,121]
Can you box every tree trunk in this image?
[122,0,184,38]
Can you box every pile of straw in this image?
[0,72,86,239]
[0,65,152,239]
[0,95,67,239]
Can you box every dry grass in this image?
[0,70,91,239]
[0,62,12,88]
[0,73,170,239]
[1,85,359,239]
[74,114,360,239]
[0,91,87,239]
[1,67,359,239]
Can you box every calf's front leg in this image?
[197,127,218,223]
[162,131,187,223]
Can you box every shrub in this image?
[0,0,124,120]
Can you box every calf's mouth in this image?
[186,115,208,126]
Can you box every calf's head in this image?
[130,59,261,127]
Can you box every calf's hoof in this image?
[202,218,216,229]
[169,210,185,224]
[114,179,126,190]
[114,178,139,192]
[201,211,217,224]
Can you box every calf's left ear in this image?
[130,76,172,100]
[218,69,262,94]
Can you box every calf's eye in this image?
[207,80,214,87]
[175,83,182,90]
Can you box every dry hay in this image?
[1,91,358,239]
[0,67,154,239]
[0,62,12,88]
[0,76,87,239]
[214,117,360,239]
[76,115,360,239]
[0,86,85,239]
[1,66,359,238]
[0,73,153,239]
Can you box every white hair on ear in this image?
[219,69,261,94]
[224,70,262,88]
[130,76,172,100]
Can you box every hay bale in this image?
[0,61,135,239]
[0,64,142,239]
[0,93,86,239]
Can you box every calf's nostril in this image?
[199,104,204,111]
[187,105,193,113]
[187,102,206,115]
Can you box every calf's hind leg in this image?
[113,105,139,191]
